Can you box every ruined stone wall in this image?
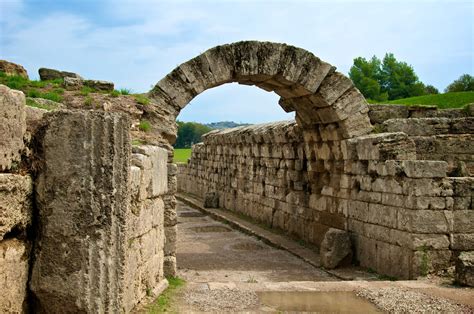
[0,85,32,313]
[125,145,168,311]
[177,106,473,279]
[0,83,170,313]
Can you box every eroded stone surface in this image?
[0,174,33,240]
[31,110,131,313]
[320,228,352,269]
[0,84,26,171]
[0,239,29,313]
[456,251,474,287]
[0,60,29,78]
[38,67,83,80]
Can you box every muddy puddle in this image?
[190,225,232,233]
[257,291,380,313]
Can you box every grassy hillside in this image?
[173,148,192,163]
[380,91,474,109]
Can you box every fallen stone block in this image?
[320,228,352,269]
[84,79,114,91]
[455,251,474,287]
[38,67,83,80]
[204,191,219,208]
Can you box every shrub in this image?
[84,96,93,106]
[138,120,151,132]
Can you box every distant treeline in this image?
[349,53,473,102]
[174,121,251,148]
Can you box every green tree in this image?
[174,121,212,148]
[424,85,439,95]
[349,53,426,101]
[445,74,474,93]
[380,53,425,100]
[349,56,387,101]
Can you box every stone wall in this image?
[125,145,168,312]
[0,85,32,313]
[0,84,170,313]
[177,107,473,279]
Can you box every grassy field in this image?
[377,91,474,109]
[173,148,192,163]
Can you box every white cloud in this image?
[1,0,472,123]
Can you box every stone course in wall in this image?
[178,105,473,280]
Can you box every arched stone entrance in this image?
[150,41,372,139]
[154,41,374,277]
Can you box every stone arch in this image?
[149,40,372,139]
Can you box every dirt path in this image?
[167,200,474,313]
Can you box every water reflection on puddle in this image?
[257,291,380,313]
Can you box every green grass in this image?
[134,94,151,105]
[0,72,64,101]
[80,86,94,96]
[119,88,132,95]
[173,148,192,163]
[146,277,185,313]
[25,98,55,111]
[374,91,474,109]
[139,120,152,132]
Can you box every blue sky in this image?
[1,0,472,123]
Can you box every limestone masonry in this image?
[0,41,473,313]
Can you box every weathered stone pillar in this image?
[30,110,131,313]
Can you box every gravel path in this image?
[357,287,474,313]
[184,288,259,312]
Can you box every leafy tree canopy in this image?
[174,121,212,148]
[349,53,426,101]
[445,74,474,93]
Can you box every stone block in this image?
[401,160,448,178]
[320,228,352,269]
[412,249,451,277]
[0,84,26,171]
[132,145,168,198]
[0,239,29,313]
[450,234,474,251]
[38,67,83,80]
[455,251,474,287]
[0,60,29,78]
[30,110,131,313]
[397,209,449,233]
[0,174,32,240]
